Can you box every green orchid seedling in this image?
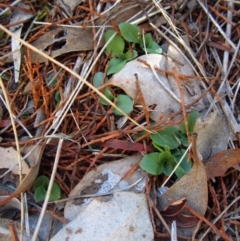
[33,175,61,203]
[140,111,200,178]
[93,72,133,116]
[104,22,162,75]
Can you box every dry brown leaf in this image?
[203,149,240,179]
[157,134,208,223]
[25,2,151,63]
[0,143,45,206]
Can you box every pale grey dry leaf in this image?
[109,54,181,122]
[34,108,46,137]
[57,0,83,12]
[194,111,230,160]
[52,192,153,241]
[0,146,29,175]
[0,143,45,206]
[24,2,153,63]
[10,3,33,82]
[166,45,205,111]
[0,218,39,241]
[64,154,145,221]
[0,196,21,214]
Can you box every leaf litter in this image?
[0,0,239,240]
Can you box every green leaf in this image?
[152,142,164,152]
[93,72,114,105]
[113,94,133,116]
[34,185,47,203]
[100,87,114,105]
[104,30,125,57]
[139,33,153,48]
[33,175,61,203]
[55,91,61,106]
[174,149,193,178]
[123,50,138,61]
[178,133,188,147]
[49,182,61,202]
[33,175,49,191]
[107,58,127,75]
[144,41,162,54]
[93,72,106,87]
[140,152,163,175]
[159,151,175,176]
[133,130,147,140]
[179,111,200,134]
[119,23,141,43]
[117,50,138,61]
[150,126,180,149]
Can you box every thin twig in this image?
[31,138,64,241]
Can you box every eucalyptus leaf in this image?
[140,152,162,175]
[119,23,141,43]
[104,29,125,57]
[113,94,133,115]
[150,126,180,149]
[107,58,127,75]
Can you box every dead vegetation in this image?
[0,0,240,240]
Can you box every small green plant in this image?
[33,175,61,203]
[54,90,61,107]
[104,23,162,75]
[93,71,133,116]
[140,111,200,178]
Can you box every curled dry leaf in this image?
[203,149,240,179]
[64,154,145,221]
[0,143,45,206]
[157,134,208,231]
[160,198,199,228]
